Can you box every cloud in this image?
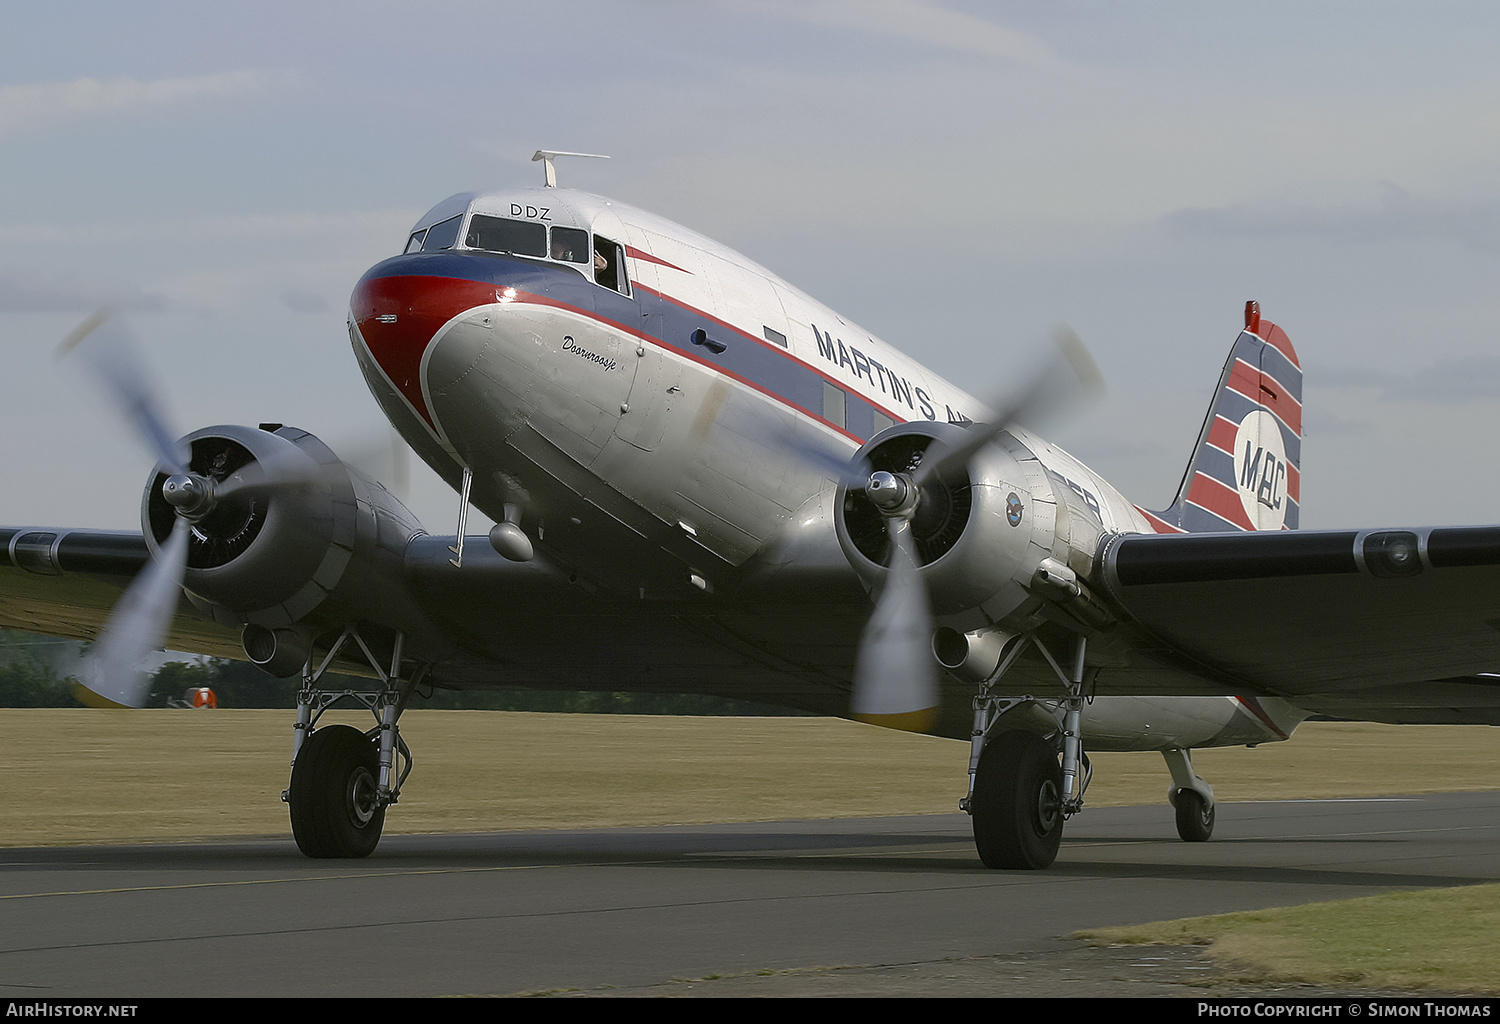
[1318,353,1500,403]
[744,0,1065,66]
[0,208,420,248]
[0,268,166,313]
[1164,183,1500,254]
[0,70,297,138]
[281,288,329,314]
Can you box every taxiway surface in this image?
[2,792,1497,997]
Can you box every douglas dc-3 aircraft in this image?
[4,151,1500,868]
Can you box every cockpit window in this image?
[593,235,628,295]
[421,215,463,252]
[549,226,589,264]
[404,229,427,254]
[466,215,546,257]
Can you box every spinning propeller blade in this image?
[58,311,197,708]
[846,328,1103,732]
[914,328,1103,489]
[72,517,190,708]
[59,310,410,709]
[851,519,938,731]
[58,309,188,476]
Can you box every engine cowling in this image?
[833,421,1106,638]
[141,424,427,673]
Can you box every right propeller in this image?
[841,328,1104,733]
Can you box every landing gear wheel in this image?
[972,731,1064,870]
[1174,788,1214,843]
[288,724,386,858]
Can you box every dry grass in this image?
[0,710,1494,846]
[1078,884,1500,994]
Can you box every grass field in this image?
[1,709,1495,846]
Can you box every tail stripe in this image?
[1185,473,1258,530]
[1257,322,1301,371]
[1205,374,1302,467]
[1136,506,1186,534]
[1225,358,1302,436]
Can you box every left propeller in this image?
[57,310,280,707]
[59,311,195,708]
[58,310,189,477]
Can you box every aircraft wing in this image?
[0,527,244,659]
[16,521,1500,729]
[1095,526,1500,723]
[0,525,876,720]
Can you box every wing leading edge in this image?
[1096,526,1500,723]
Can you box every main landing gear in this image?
[960,630,1222,867]
[962,631,1091,870]
[282,626,428,858]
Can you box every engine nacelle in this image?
[834,421,1107,635]
[141,424,427,664]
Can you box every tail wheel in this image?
[972,730,1064,870]
[1174,788,1215,843]
[288,724,386,858]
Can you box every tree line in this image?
[0,627,804,715]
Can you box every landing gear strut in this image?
[282,625,428,858]
[962,631,1092,869]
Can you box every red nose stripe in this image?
[351,275,499,428]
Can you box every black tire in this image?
[288,724,386,858]
[971,731,1064,869]
[1174,788,1215,843]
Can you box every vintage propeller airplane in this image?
[4,151,1499,868]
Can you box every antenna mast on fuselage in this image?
[531,150,610,188]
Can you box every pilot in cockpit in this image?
[592,242,617,290]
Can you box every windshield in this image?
[466,215,546,257]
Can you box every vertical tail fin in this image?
[1143,301,1301,534]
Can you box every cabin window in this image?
[822,381,846,428]
[421,215,463,252]
[549,227,589,264]
[763,326,787,348]
[466,215,546,257]
[872,410,895,434]
[593,235,628,295]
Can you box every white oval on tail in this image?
[1232,409,1288,530]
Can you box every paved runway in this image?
[1,792,1497,998]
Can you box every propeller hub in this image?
[865,470,912,513]
[161,473,215,519]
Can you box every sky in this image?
[4,1,1500,535]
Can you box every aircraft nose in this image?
[349,269,499,429]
